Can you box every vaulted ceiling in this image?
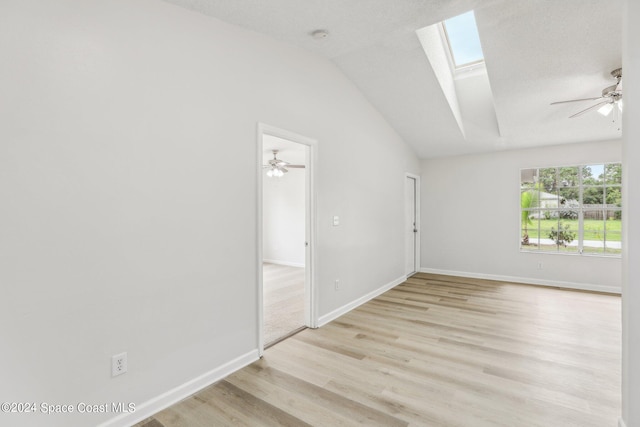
[163,0,622,158]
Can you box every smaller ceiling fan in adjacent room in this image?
[263,150,305,177]
[551,68,623,120]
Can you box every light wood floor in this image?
[263,263,305,346]
[135,273,621,426]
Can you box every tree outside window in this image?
[520,163,622,256]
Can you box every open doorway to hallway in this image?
[259,127,315,350]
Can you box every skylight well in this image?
[415,9,499,141]
[443,11,484,69]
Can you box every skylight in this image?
[442,11,484,68]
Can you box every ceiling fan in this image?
[263,150,305,177]
[551,68,623,119]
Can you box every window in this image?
[520,164,622,256]
[442,11,485,69]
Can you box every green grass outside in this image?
[522,219,621,241]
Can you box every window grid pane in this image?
[520,163,622,257]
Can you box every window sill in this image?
[519,248,621,258]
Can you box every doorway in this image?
[257,124,316,354]
[405,174,420,276]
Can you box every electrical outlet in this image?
[537,262,543,270]
[335,279,340,290]
[112,352,127,377]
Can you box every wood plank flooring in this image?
[263,263,305,346]
[135,273,621,426]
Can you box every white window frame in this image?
[520,163,622,257]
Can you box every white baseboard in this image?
[98,349,260,427]
[419,267,621,294]
[619,417,627,427]
[318,275,406,327]
[263,259,305,268]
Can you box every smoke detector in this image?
[310,29,329,39]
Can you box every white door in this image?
[405,176,418,276]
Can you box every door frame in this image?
[405,173,421,276]
[257,123,318,356]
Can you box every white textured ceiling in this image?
[163,0,623,158]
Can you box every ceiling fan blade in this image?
[550,97,603,105]
[569,100,612,118]
[286,165,306,168]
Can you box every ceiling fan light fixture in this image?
[598,103,614,117]
[266,165,284,178]
[264,150,304,178]
[551,68,622,122]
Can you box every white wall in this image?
[421,140,622,293]
[622,0,639,425]
[0,1,420,426]
[263,168,305,267]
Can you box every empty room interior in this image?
[1,1,639,427]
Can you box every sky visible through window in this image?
[443,11,484,68]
